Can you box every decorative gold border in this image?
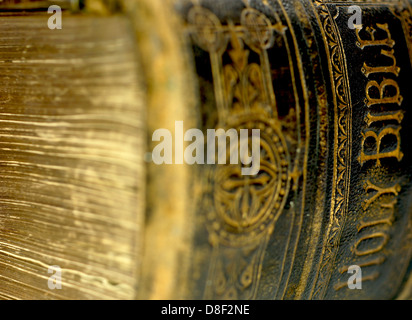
[311,0,412,299]
[311,0,353,299]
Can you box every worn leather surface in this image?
[175,0,412,299]
[0,0,411,300]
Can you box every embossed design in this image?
[209,239,268,300]
[187,3,291,299]
[211,115,290,246]
[313,0,412,299]
[223,30,268,113]
[311,1,353,299]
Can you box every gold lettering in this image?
[353,232,389,256]
[358,200,396,231]
[362,181,401,209]
[362,49,400,77]
[356,23,395,49]
[334,272,380,291]
[365,78,403,107]
[344,21,402,289]
[339,256,385,273]
[364,110,404,126]
[359,126,403,166]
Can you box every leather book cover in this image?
[0,0,411,300]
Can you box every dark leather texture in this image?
[176,0,412,299]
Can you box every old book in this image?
[0,0,411,300]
